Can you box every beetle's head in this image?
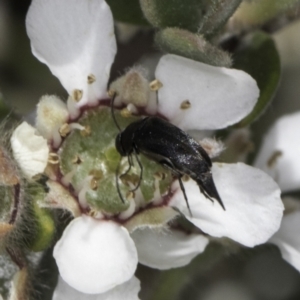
[115,133,126,156]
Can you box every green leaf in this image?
[106,0,149,26]
[199,0,242,37]
[0,92,11,120]
[230,0,300,29]
[28,186,56,251]
[155,27,232,67]
[233,31,281,127]
[30,203,56,252]
[140,0,206,32]
[140,0,242,36]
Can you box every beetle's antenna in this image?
[110,91,122,132]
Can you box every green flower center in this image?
[59,107,172,214]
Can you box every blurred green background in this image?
[1,0,300,299]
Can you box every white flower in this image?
[255,112,300,272]
[270,210,300,272]
[53,275,140,300]
[26,0,140,297]
[24,0,284,297]
[254,111,300,193]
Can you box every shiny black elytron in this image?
[114,115,225,215]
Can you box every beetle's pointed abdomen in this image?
[197,172,225,210]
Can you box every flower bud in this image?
[110,67,151,107]
[36,95,69,145]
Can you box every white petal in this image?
[254,112,300,193]
[270,211,300,272]
[26,0,116,105]
[155,54,259,130]
[53,216,138,294]
[53,276,140,300]
[170,163,283,247]
[131,227,208,270]
[10,122,49,179]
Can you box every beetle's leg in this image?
[160,160,192,217]
[128,154,134,166]
[119,152,143,192]
[118,154,135,181]
[177,176,193,217]
[120,155,133,178]
[115,159,126,203]
[129,149,143,192]
[118,153,142,193]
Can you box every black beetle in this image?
[111,96,225,215]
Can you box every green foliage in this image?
[140,0,242,36]
[106,0,149,25]
[0,93,11,121]
[233,31,281,127]
[155,27,232,67]
[149,242,228,300]
[29,202,55,252]
[231,0,300,29]
[199,0,243,37]
[140,0,206,32]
